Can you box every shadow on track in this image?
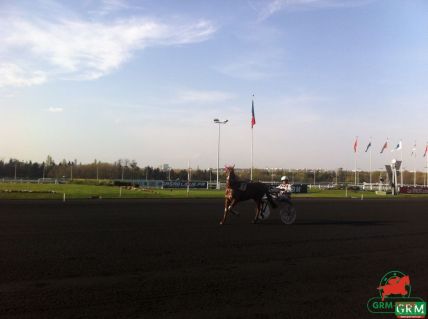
[250,219,399,226]
[295,220,394,226]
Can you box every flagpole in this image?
[414,151,416,187]
[412,142,416,187]
[426,148,428,187]
[369,147,372,190]
[354,136,358,186]
[355,153,357,186]
[250,94,255,181]
[251,126,253,180]
[400,147,403,187]
[426,144,428,187]
[368,137,372,190]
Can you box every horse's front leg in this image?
[253,199,262,223]
[220,197,239,225]
[220,197,231,225]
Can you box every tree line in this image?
[1,157,427,185]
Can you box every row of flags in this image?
[249,100,428,158]
[353,137,428,157]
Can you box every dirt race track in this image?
[0,199,427,319]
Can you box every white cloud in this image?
[93,0,136,16]
[48,107,64,113]
[0,63,46,88]
[0,4,216,87]
[175,90,236,103]
[217,49,285,80]
[258,0,375,20]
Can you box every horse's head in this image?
[224,165,236,185]
[224,164,235,175]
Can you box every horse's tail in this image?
[265,189,277,209]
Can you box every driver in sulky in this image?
[277,176,292,201]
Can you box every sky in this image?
[1,0,428,171]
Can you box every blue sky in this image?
[1,0,428,171]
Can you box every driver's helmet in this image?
[281,176,288,182]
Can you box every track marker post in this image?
[345,186,348,198]
[119,187,122,198]
[63,193,66,202]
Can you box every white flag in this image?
[411,142,416,157]
[391,141,402,152]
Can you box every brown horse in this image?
[220,165,276,225]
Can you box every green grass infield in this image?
[1,182,428,200]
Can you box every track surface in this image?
[0,199,427,318]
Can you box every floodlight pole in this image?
[313,169,316,187]
[214,119,228,190]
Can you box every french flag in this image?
[251,99,256,128]
[380,140,388,154]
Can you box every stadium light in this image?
[213,118,228,189]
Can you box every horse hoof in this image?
[219,221,224,225]
[252,219,258,224]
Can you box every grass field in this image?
[1,182,428,200]
[0,182,223,200]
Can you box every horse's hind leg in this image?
[252,199,262,223]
